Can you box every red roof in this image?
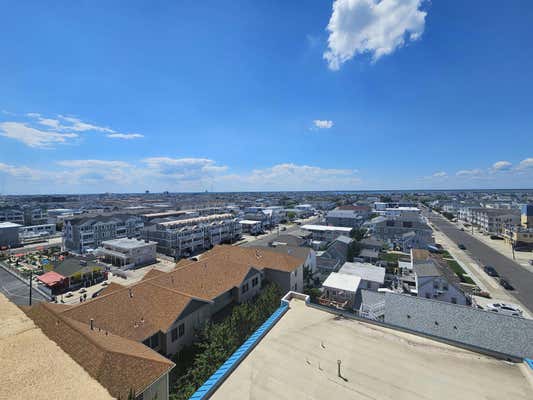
[37,271,66,286]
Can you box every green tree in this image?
[349,228,367,241]
[346,241,361,262]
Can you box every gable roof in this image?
[60,281,209,341]
[24,303,174,399]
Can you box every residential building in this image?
[143,213,241,258]
[63,214,144,254]
[366,214,434,248]
[338,261,385,292]
[413,259,468,305]
[300,224,352,243]
[0,222,21,247]
[321,272,361,309]
[19,223,56,241]
[521,204,533,228]
[23,207,48,225]
[95,237,157,269]
[50,246,304,358]
[325,209,364,228]
[503,226,533,250]
[202,294,533,400]
[1,293,115,400]
[239,219,263,235]
[24,301,175,400]
[316,235,353,275]
[458,207,521,235]
[0,208,24,224]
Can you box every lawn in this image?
[446,259,475,285]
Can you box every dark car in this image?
[490,235,503,240]
[458,244,466,250]
[499,278,514,291]
[483,265,499,277]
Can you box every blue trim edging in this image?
[526,358,533,370]
[189,302,289,400]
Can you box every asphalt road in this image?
[0,265,47,306]
[424,210,533,312]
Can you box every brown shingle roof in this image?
[60,282,205,341]
[24,303,174,399]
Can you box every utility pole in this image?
[29,271,33,306]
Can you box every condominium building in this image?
[143,213,242,258]
[63,214,144,254]
[0,208,24,224]
[94,237,157,269]
[458,207,521,235]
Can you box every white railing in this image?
[360,301,385,320]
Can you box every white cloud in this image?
[221,163,361,191]
[492,160,512,171]
[56,115,115,133]
[56,160,131,169]
[0,122,78,148]
[142,157,228,180]
[456,169,483,177]
[323,0,427,70]
[517,158,533,170]
[106,133,144,140]
[432,171,447,178]
[313,119,334,129]
[0,162,46,180]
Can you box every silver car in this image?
[485,303,523,317]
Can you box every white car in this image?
[485,303,523,317]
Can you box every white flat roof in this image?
[211,298,533,400]
[101,237,156,249]
[301,224,352,232]
[0,222,22,228]
[322,272,361,292]
[339,262,386,284]
[239,220,262,225]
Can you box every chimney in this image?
[90,318,94,330]
[128,288,133,298]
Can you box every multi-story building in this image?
[19,223,56,241]
[0,208,24,225]
[300,224,352,243]
[23,207,48,226]
[366,214,433,247]
[459,207,521,235]
[95,237,157,269]
[0,222,22,247]
[63,214,144,254]
[143,213,241,258]
[325,209,364,228]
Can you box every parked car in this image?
[483,265,499,277]
[499,277,514,291]
[458,244,466,250]
[485,303,523,317]
[490,235,503,240]
[529,259,533,266]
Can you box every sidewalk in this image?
[456,222,533,273]
[430,223,532,318]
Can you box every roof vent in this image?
[128,288,133,298]
[90,318,94,330]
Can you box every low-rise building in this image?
[0,221,21,247]
[325,209,364,228]
[95,237,157,269]
[301,224,352,243]
[19,223,56,241]
[143,213,241,258]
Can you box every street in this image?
[0,265,47,306]
[424,209,533,314]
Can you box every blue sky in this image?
[1,0,533,194]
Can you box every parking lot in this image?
[0,265,47,306]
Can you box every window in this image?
[171,327,178,342]
[241,283,249,294]
[252,277,259,287]
[178,323,185,337]
[402,221,413,228]
[150,333,159,349]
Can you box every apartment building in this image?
[325,209,364,228]
[459,207,521,235]
[95,237,157,269]
[46,245,303,359]
[63,214,144,254]
[366,214,433,247]
[143,213,242,258]
[19,223,57,241]
[0,222,21,247]
[0,208,24,224]
[300,224,352,243]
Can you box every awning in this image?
[37,271,66,286]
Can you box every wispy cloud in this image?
[517,158,533,170]
[312,119,334,129]
[323,0,427,70]
[0,122,78,149]
[0,112,145,148]
[432,171,447,178]
[456,168,483,177]
[106,133,144,140]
